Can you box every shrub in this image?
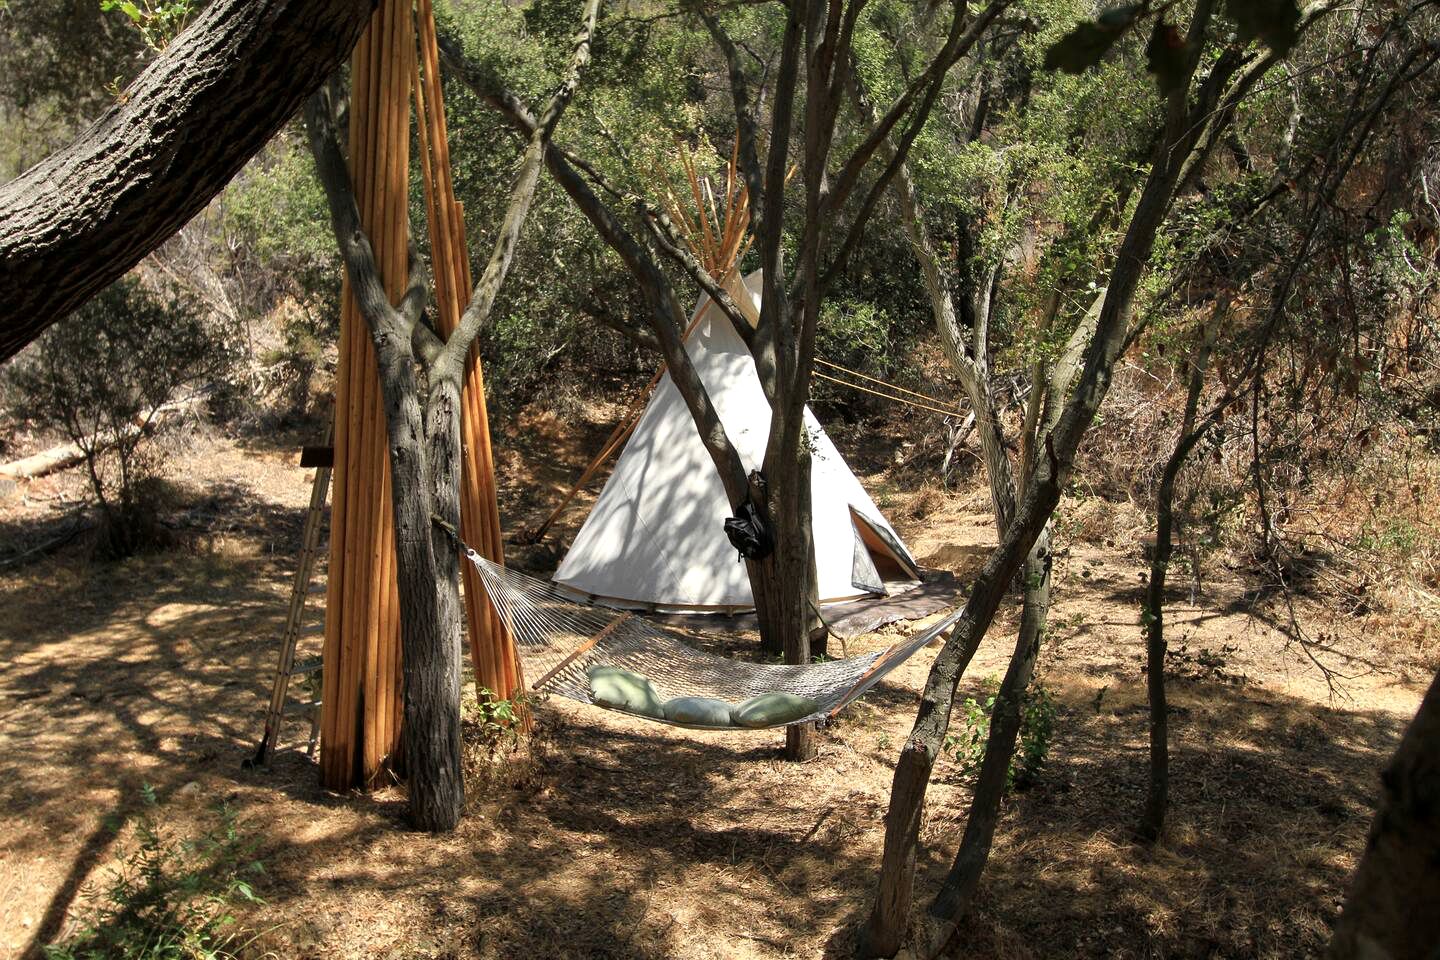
[470,685,531,752]
[44,784,265,960]
[944,676,1057,791]
[5,277,230,558]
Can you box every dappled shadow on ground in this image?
[0,527,315,958]
[0,508,1416,960]
[890,676,1405,960]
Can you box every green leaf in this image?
[1226,0,1301,56]
[1145,17,1190,94]
[1043,5,1142,74]
[118,1,142,22]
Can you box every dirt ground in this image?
[0,407,1426,960]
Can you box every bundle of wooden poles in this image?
[319,0,520,792]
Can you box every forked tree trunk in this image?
[1327,668,1440,960]
[861,25,1210,943]
[922,530,1049,950]
[859,622,989,959]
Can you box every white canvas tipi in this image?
[553,269,920,613]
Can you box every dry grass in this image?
[0,409,1429,960]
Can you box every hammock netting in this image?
[466,550,964,730]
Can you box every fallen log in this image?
[0,395,204,481]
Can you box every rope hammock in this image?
[465,547,965,730]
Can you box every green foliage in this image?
[470,686,531,751]
[99,0,193,52]
[0,0,146,175]
[44,785,265,960]
[944,677,1058,791]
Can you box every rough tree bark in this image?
[1326,668,1440,960]
[0,0,377,362]
[306,0,598,830]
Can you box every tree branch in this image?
[0,0,378,362]
[821,0,1009,290]
[440,0,602,379]
[304,77,403,340]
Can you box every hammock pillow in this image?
[586,665,664,719]
[662,696,735,727]
[731,692,821,728]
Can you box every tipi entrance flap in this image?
[851,527,885,594]
[850,507,921,583]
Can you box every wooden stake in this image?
[530,613,633,691]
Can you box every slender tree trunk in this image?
[922,530,1050,954]
[1139,473,1177,844]
[1327,668,1440,960]
[1139,312,1219,843]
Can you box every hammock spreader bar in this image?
[463,548,964,730]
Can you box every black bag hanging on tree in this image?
[724,470,774,561]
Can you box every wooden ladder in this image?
[248,420,334,768]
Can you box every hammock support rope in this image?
[463,547,964,730]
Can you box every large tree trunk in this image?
[0,0,375,362]
[750,447,819,759]
[378,343,464,832]
[1327,668,1440,960]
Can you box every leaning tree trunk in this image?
[0,0,376,361]
[859,620,989,958]
[922,529,1050,954]
[1327,668,1440,960]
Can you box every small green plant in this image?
[471,686,530,751]
[100,0,195,52]
[943,677,1058,791]
[45,784,265,960]
[1015,682,1057,787]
